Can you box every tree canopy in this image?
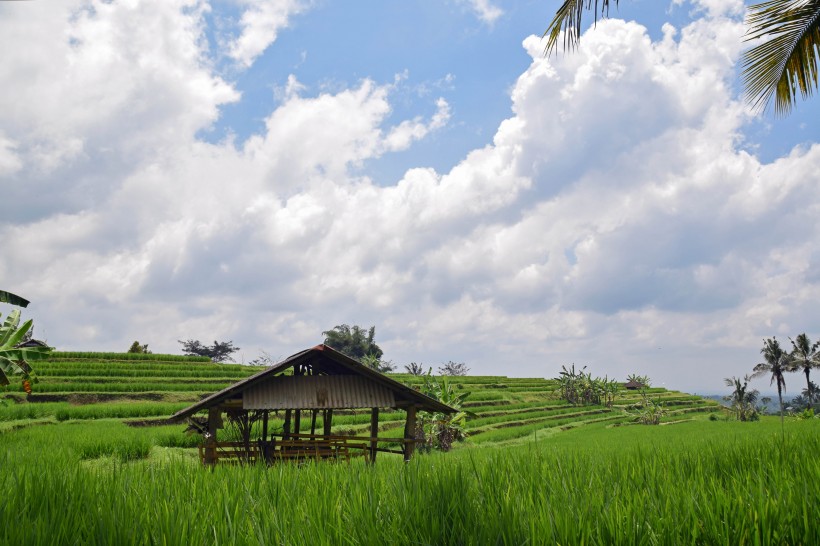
[178,339,240,363]
[322,325,383,361]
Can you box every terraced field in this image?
[1,352,725,444]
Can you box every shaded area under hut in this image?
[170,344,456,465]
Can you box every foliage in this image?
[178,339,239,363]
[0,309,51,391]
[627,387,667,425]
[247,350,276,366]
[50,351,211,362]
[360,353,395,374]
[556,364,619,407]
[404,362,425,375]
[322,324,383,361]
[742,0,820,115]
[789,333,819,402]
[752,336,795,427]
[542,0,820,115]
[626,373,651,387]
[127,341,151,354]
[0,289,29,308]
[723,375,760,421]
[1,420,818,544]
[437,361,469,376]
[417,369,472,451]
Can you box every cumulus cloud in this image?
[458,0,503,24]
[227,0,307,67]
[2,0,819,392]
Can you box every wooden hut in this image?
[170,344,456,466]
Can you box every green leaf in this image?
[0,290,29,308]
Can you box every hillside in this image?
[1,352,724,442]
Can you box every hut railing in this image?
[199,433,416,465]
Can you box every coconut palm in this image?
[742,0,820,115]
[724,375,760,421]
[543,0,820,115]
[789,333,819,401]
[752,337,794,428]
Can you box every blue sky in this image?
[1,0,819,395]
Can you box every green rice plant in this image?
[54,402,191,421]
[1,418,816,545]
[49,351,212,362]
[0,401,69,421]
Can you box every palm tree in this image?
[543,0,820,115]
[789,333,819,401]
[742,0,820,115]
[724,375,760,421]
[751,337,794,428]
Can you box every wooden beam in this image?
[404,405,417,462]
[369,407,379,463]
[310,409,317,436]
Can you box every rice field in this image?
[2,351,812,544]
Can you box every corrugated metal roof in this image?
[244,375,396,410]
[170,344,456,420]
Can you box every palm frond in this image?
[544,0,618,55]
[742,0,820,115]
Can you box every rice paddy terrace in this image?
[1,351,724,441]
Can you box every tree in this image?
[322,324,383,361]
[543,0,820,115]
[127,341,151,354]
[724,375,760,421]
[438,361,469,376]
[178,339,240,363]
[752,336,794,429]
[404,362,425,375]
[789,333,819,402]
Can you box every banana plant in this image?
[418,369,475,451]
[0,309,51,390]
[0,290,30,308]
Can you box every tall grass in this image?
[0,419,817,545]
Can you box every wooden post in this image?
[369,407,379,463]
[262,410,269,441]
[204,407,220,466]
[283,409,292,440]
[403,405,417,462]
[323,409,333,438]
[294,409,302,437]
[310,410,317,436]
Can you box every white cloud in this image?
[227,0,306,67]
[458,0,503,24]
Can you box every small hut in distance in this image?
[171,344,456,465]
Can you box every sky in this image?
[1,0,819,395]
